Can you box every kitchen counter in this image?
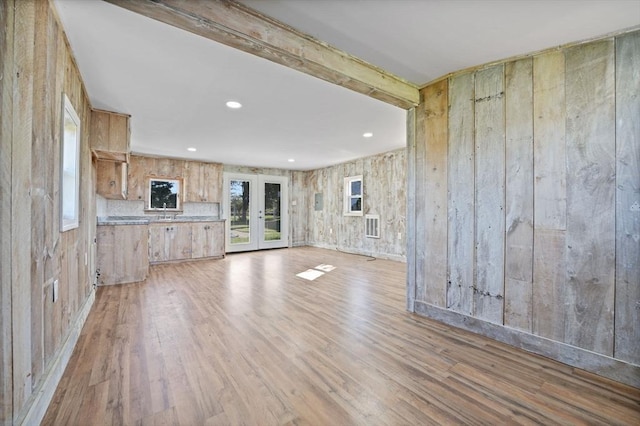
[98,215,225,225]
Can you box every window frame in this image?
[343,175,363,216]
[60,94,81,232]
[148,177,182,211]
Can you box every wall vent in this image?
[365,214,380,238]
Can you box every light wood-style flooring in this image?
[43,247,640,425]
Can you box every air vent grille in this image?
[365,214,380,238]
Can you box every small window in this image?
[149,178,181,210]
[344,175,363,216]
[60,94,81,232]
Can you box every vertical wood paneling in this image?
[473,65,505,324]
[422,81,448,307]
[183,160,202,202]
[0,0,15,421]
[447,73,474,315]
[415,30,639,386]
[30,0,51,384]
[202,162,222,202]
[504,58,534,332]
[295,150,406,260]
[406,107,416,310]
[2,0,96,421]
[564,40,615,355]
[128,155,223,204]
[532,50,566,341]
[290,171,309,247]
[414,95,427,301]
[614,31,640,365]
[12,0,35,409]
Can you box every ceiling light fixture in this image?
[226,101,242,109]
[187,147,197,152]
[363,132,373,138]
[288,158,295,163]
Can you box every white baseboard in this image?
[17,288,96,425]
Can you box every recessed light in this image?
[363,132,373,138]
[288,159,295,163]
[226,101,242,109]
[187,147,197,152]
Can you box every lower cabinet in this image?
[96,224,149,285]
[191,222,225,258]
[149,221,224,264]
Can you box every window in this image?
[60,94,81,232]
[344,175,363,216]
[149,178,181,210]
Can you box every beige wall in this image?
[1,0,97,423]
[407,30,640,386]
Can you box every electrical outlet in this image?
[53,279,59,303]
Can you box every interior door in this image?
[224,173,288,253]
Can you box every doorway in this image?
[223,173,289,252]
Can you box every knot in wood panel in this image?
[475,91,504,103]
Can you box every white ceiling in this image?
[54,0,639,171]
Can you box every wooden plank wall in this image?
[614,31,640,366]
[0,0,15,422]
[421,81,448,308]
[1,0,96,423]
[411,31,640,374]
[564,40,616,355]
[504,59,534,331]
[299,149,406,260]
[290,171,309,247]
[127,154,223,204]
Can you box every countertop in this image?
[97,216,225,225]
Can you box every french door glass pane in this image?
[264,182,282,241]
[230,180,250,245]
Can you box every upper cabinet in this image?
[90,109,130,162]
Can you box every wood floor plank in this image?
[42,247,640,425]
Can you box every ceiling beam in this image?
[103,0,420,109]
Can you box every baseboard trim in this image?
[17,288,96,425]
[414,301,640,388]
[306,242,406,263]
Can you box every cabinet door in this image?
[191,222,225,259]
[191,223,211,258]
[96,160,127,199]
[149,225,167,263]
[90,110,130,161]
[97,224,148,285]
[210,222,225,257]
[202,162,223,202]
[167,224,192,260]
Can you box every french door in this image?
[223,173,289,252]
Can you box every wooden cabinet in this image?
[90,109,130,162]
[149,221,225,264]
[149,223,192,263]
[184,161,223,202]
[96,160,127,199]
[191,222,225,258]
[96,224,149,285]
